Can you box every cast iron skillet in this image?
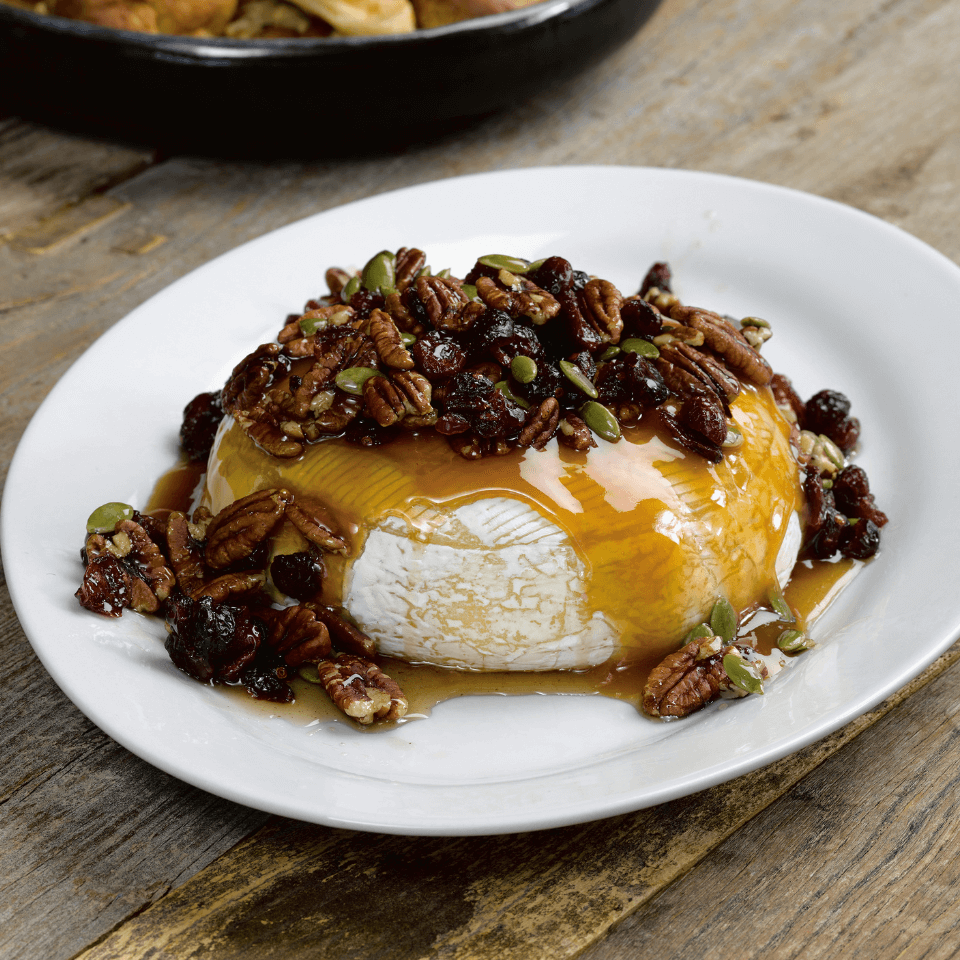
[0,0,659,154]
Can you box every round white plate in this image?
[4,167,959,836]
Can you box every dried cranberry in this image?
[804,390,860,452]
[833,465,888,528]
[411,331,467,381]
[271,551,325,602]
[345,417,397,447]
[165,593,262,683]
[76,555,132,617]
[180,391,224,462]
[557,292,604,354]
[812,508,846,559]
[522,362,564,406]
[620,298,662,339]
[679,394,727,446]
[400,285,431,329]
[240,664,294,703]
[528,256,574,297]
[441,372,525,438]
[348,288,384,319]
[640,261,672,296]
[571,270,590,291]
[597,354,668,407]
[839,519,881,560]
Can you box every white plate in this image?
[4,167,959,836]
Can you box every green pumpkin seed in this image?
[599,345,621,361]
[777,629,812,653]
[86,502,135,534]
[461,283,479,301]
[511,355,538,384]
[341,275,361,301]
[299,314,329,336]
[417,265,431,278]
[435,267,451,279]
[767,584,796,623]
[335,366,382,396]
[722,423,744,448]
[478,254,531,274]
[494,381,530,409]
[559,359,599,398]
[684,622,715,643]
[620,337,660,359]
[400,332,417,346]
[298,664,323,684]
[380,283,398,301]
[709,597,737,644]
[580,401,621,442]
[723,652,765,695]
[740,316,771,330]
[360,250,396,294]
[526,257,546,272]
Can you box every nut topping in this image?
[315,654,408,724]
[204,488,292,570]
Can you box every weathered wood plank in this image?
[1,0,959,956]
[0,120,153,237]
[579,645,960,960]
[71,644,960,960]
[0,565,270,960]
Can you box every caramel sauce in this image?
[144,390,859,731]
[204,383,804,668]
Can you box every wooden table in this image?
[3,0,960,954]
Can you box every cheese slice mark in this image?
[205,383,803,670]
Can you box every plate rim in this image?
[5,164,960,836]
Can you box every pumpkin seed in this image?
[620,337,660,359]
[400,332,418,346]
[298,664,323,684]
[559,359,599,398]
[341,275,361,301]
[723,652,765,695]
[510,355,538,384]
[299,314,329,335]
[777,629,813,653]
[684,622,715,643]
[86,502,135,534]
[478,254,530,274]
[435,267,451,279]
[740,316,771,330]
[580,401,621,442]
[599,345,622,361]
[461,283,479,301]
[360,249,396,294]
[335,366,382,396]
[767,584,796,623]
[709,597,737,644]
[494,381,530,409]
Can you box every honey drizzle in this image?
[145,456,860,730]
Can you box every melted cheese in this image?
[205,384,803,670]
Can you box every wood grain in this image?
[1,0,958,955]
[71,644,960,960]
[580,650,960,960]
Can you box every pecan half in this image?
[365,309,415,370]
[260,605,332,667]
[308,605,377,659]
[222,343,290,419]
[391,370,433,415]
[363,374,406,427]
[518,397,560,450]
[286,496,349,554]
[558,413,598,451]
[447,433,514,460]
[474,274,559,326]
[394,247,426,293]
[165,512,208,598]
[643,638,737,718]
[115,519,175,608]
[679,309,773,386]
[580,278,623,343]
[415,276,480,332]
[315,654,408,724]
[242,421,304,459]
[194,571,266,603]
[205,489,292,570]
